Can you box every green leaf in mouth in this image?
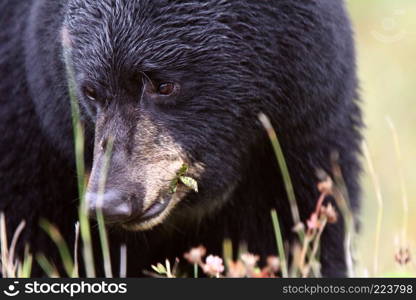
[169,164,199,194]
[179,176,199,193]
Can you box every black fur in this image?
[0,0,362,277]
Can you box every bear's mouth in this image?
[121,192,179,231]
[140,195,171,222]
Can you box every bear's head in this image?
[62,0,273,231]
[61,0,345,231]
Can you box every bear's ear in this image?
[61,26,72,49]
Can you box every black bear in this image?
[0,0,362,277]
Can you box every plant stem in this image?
[271,209,289,278]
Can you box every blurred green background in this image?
[348,0,416,276]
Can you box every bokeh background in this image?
[347,0,416,276]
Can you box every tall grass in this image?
[270,210,288,278]
[259,113,351,278]
[40,220,74,277]
[64,44,96,278]
[386,117,409,247]
[258,113,302,230]
[363,142,384,276]
[0,214,32,278]
[96,137,115,278]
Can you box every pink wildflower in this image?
[307,212,320,230]
[203,255,224,277]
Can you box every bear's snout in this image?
[86,189,134,223]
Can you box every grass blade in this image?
[331,154,356,277]
[363,142,383,276]
[36,254,59,278]
[40,219,74,277]
[271,209,288,278]
[8,220,26,277]
[64,43,96,278]
[18,246,33,278]
[120,244,127,278]
[259,113,303,233]
[72,222,80,278]
[0,213,9,277]
[386,117,409,246]
[96,137,114,278]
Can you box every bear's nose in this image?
[85,190,132,223]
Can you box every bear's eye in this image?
[157,83,175,95]
[83,86,98,101]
